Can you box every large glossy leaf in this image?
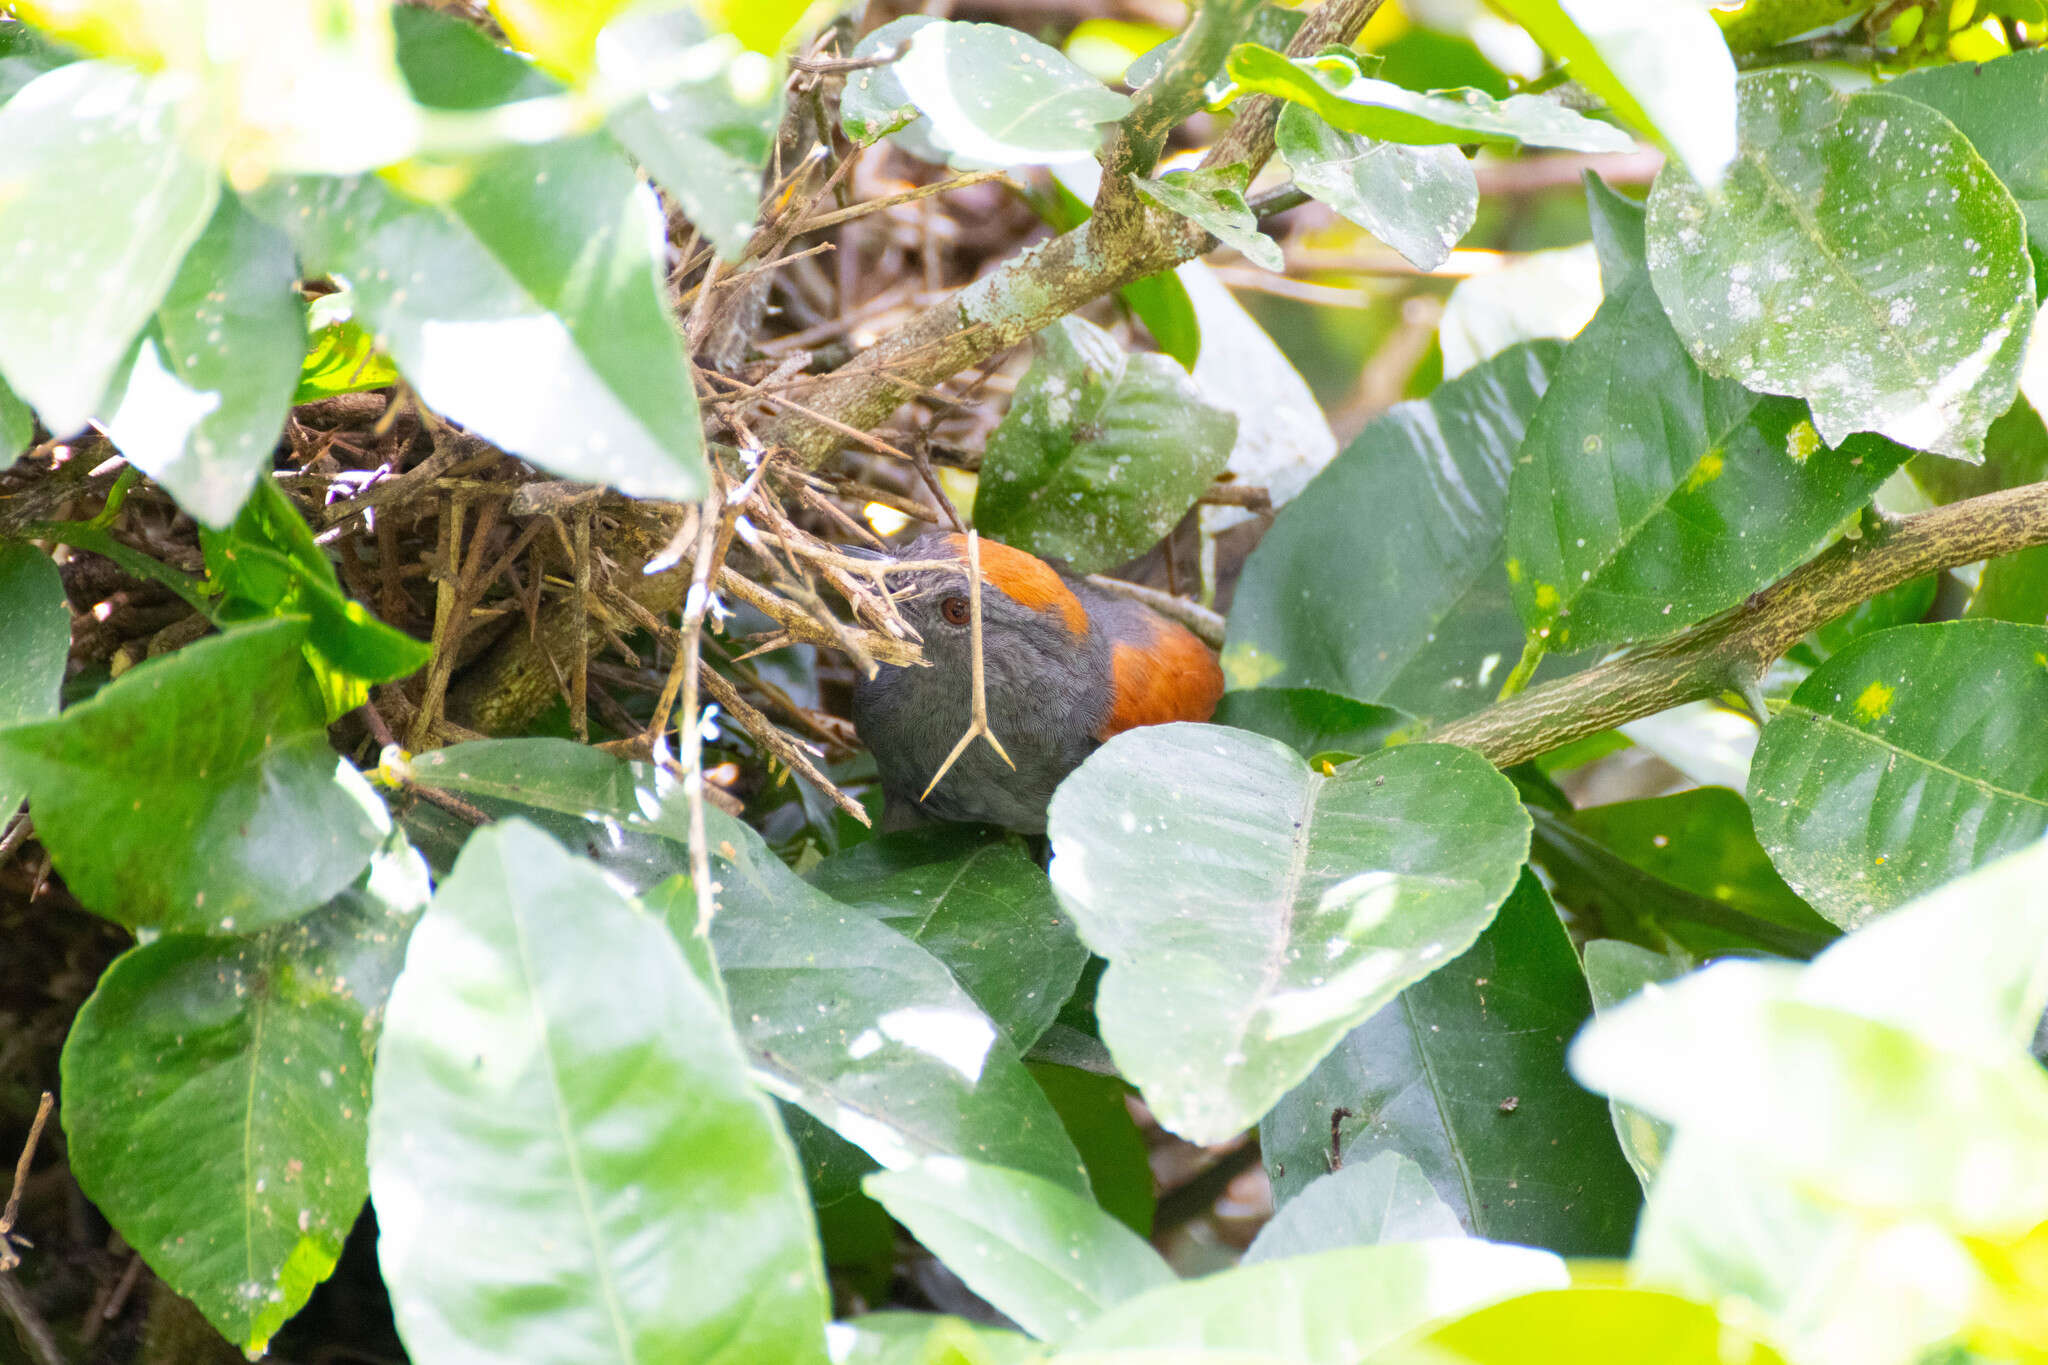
[0,543,69,819]
[369,820,830,1365]
[1375,1287,1789,1365]
[1508,180,1911,653]
[1061,1240,1567,1360]
[863,1158,1173,1340]
[98,191,303,528]
[1224,341,1562,724]
[808,826,1089,1053]
[832,1314,1045,1365]
[1225,45,1634,153]
[974,316,1236,574]
[1646,70,2036,461]
[0,60,219,433]
[599,6,781,262]
[1242,1152,1462,1265]
[1490,0,1736,186]
[842,18,1130,170]
[404,741,1091,1195]
[1575,839,2048,1235]
[1047,723,1530,1144]
[1274,103,1476,272]
[1260,872,1639,1255]
[61,834,428,1355]
[0,619,387,932]
[1748,620,2048,928]
[1888,49,2048,277]
[253,133,704,500]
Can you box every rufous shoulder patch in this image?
[1098,615,1224,740]
[948,534,1088,636]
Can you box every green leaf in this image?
[483,0,635,81]
[1747,620,2048,928]
[392,4,560,109]
[1131,165,1283,272]
[863,1158,1174,1340]
[1260,871,1640,1255]
[832,1314,1045,1365]
[1210,688,1411,762]
[1274,103,1477,272]
[1580,939,1683,1187]
[1125,1,1304,99]
[1568,789,1836,948]
[1047,724,1530,1144]
[60,833,428,1355]
[807,826,1090,1053]
[600,6,781,262]
[0,542,70,819]
[853,19,1132,170]
[1508,178,1912,653]
[0,60,220,433]
[1575,838,2048,1235]
[1646,70,2036,461]
[1888,49,2048,281]
[254,139,707,501]
[691,807,1092,1194]
[1376,1287,1790,1365]
[1225,45,1635,153]
[0,619,387,932]
[974,316,1237,574]
[0,19,76,105]
[97,191,303,528]
[402,740,1093,1195]
[1062,1241,1566,1360]
[368,819,830,1365]
[1489,0,1736,186]
[294,288,400,403]
[1027,1064,1154,1237]
[1243,1151,1463,1264]
[0,372,32,466]
[1224,341,1562,724]
[202,476,432,714]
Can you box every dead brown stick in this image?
[920,530,1014,800]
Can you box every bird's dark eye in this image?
[940,595,971,626]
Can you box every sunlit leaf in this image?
[1243,1152,1463,1264]
[1047,723,1529,1144]
[1225,45,1634,153]
[1646,70,2036,461]
[1375,1286,1789,1365]
[1490,0,1736,186]
[369,819,831,1364]
[1131,164,1283,272]
[0,61,219,435]
[864,1157,1173,1339]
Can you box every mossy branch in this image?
[1427,480,2048,768]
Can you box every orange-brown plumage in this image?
[947,532,1089,636]
[1099,615,1224,740]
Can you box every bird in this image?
[852,531,1224,833]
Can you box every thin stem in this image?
[920,530,1015,801]
[21,522,213,616]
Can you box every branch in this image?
[759,0,1380,468]
[1100,0,1264,180]
[1427,480,2048,768]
